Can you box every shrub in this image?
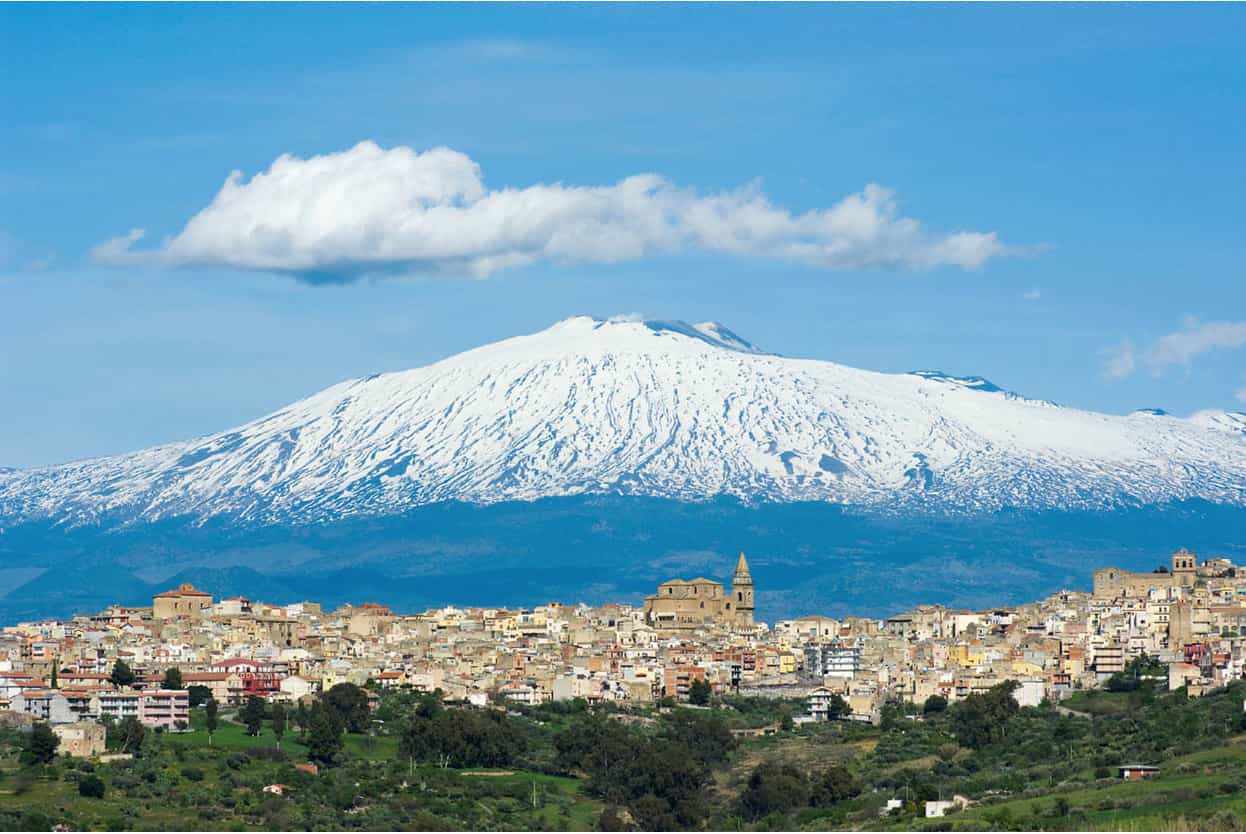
[741,762,810,820]
[79,774,107,799]
[181,766,204,782]
[248,747,287,761]
[11,770,35,795]
[112,774,140,791]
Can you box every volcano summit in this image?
[3,315,1244,528]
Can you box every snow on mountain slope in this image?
[2,315,1245,525]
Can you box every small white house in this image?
[279,675,315,700]
[1013,679,1045,708]
[925,795,971,817]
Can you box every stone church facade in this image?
[643,553,755,630]
[1092,548,1199,599]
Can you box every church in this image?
[642,552,755,630]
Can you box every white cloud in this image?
[1102,317,1246,382]
[91,228,146,264]
[93,141,1015,283]
[1022,288,1041,301]
[1146,317,1246,374]
[1102,339,1137,381]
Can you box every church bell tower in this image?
[731,551,755,626]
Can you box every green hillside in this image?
[4,678,1246,831]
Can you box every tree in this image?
[687,677,712,706]
[23,722,59,765]
[323,683,371,734]
[205,697,219,745]
[78,774,106,799]
[659,711,736,768]
[162,667,183,690]
[826,693,851,721]
[811,764,859,806]
[187,685,212,708]
[923,694,949,714]
[740,761,810,820]
[949,680,1020,749]
[555,711,722,829]
[306,704,344,766]
[1105,672,1141,693]
[49,666,58,689]
[400,707,527,769]
[294,701,310,739]
[109,658,136,689]
[271,701,287,749]
[113,717,145,755]
[241,695,266,737]
[1124,654,1164,678]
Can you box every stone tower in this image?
[1172,548,1197,586]
[731,552,755,626]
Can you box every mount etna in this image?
[3,316,1244,621]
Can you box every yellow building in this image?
[949,644,985,668]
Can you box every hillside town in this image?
[2,548,1244,752]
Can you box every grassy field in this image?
[0,747,602,832]
[865,743,1246,832]
[161,712,400,761]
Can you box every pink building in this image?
[138,689,190,729]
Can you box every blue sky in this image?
[2,3,1244,469]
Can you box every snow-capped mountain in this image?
[3,315,1245,526]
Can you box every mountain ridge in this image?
[2,315,1244,527]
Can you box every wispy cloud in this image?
[1022,288,1041,301]
[92,140,1018,284]
[1103,316,1246,381]
[91,229,146,264]
[1147,316,1246,374]
[1101,339,1137,381]
[446,38,563,65]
